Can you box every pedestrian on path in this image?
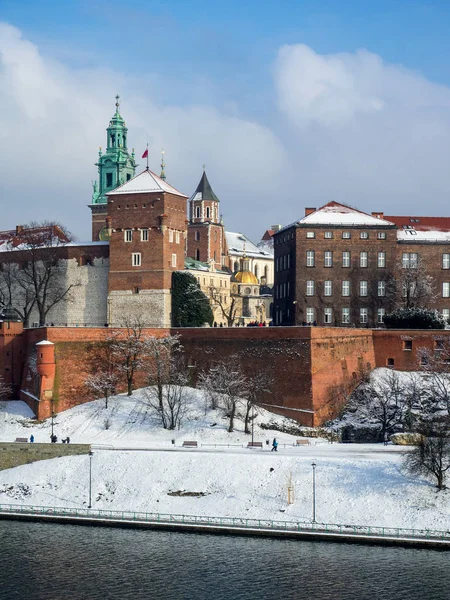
[271,438,278,452]
[30,435,34,443]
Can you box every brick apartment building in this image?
[274,201,450,327]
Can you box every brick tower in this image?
[89,96,137,241]
[106,168,188,327]
[186,170,229,269]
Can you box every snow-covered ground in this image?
[0,389,449,532]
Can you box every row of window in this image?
[132,253,178,268]
[124,229,181,243]
[275,282,291,299]
[305,251,386,268]
[304,280,387,297]
[306,230,387,240]
[194,205,217,220]
[303,307,386,324]
[276,254,291,271]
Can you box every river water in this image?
[1,520,449,600]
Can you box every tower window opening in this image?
[196,206,201,219]
[206,207,210,219]
[195,231,200,241]
[106,173,113,188]
[127,174,131,181]
[110,134,115,146]
[196,249,200,261]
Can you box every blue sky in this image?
[1,1,450,240]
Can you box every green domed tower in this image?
[89,96,137,240]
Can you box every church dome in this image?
[232,270,259,284]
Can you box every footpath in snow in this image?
[0,389,449,533]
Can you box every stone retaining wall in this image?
[0,443,91,471]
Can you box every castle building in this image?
[274,201,450,327]
[226,231,274,286]
[186,170,229,270]
[89,96,137,242]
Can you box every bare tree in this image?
[112,317,149,396]
[405,418,450,490]
[85,335,120,408]
[199,361,248,432]
[145,335,183,424]
[394,255,436,309]
[350,369,407,441]
[244,372,273,434]
[0,222,77,326]
[417,343,450,418]
[208,285,239,326]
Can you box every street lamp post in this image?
[88,451,93,509]
[251,404,255,445]
[311,462,316,523]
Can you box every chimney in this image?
[372,212,384,219]
[15,225,24,235]
[271,224,282,232]
[305,208,316,216]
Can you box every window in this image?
[169,230,174,243]
[195,231,200,241]
[324,231,333,239]
[132,253,141,267]
[342,308,350,324]
[206,207,210,219]
[377,308,385,324]
[360,251,368,267]
[324,251,333,267]
[342,281,350,297]
[140,228,148,242]
[306,280,315,296]
[378,251,386,268]
[402,253,418,268]
[342,231,351,239]
[306,250,315,267]
[176,231,180,244]
[403,340,413,351]
[387,357,395,366]
[342,251,351,268]
[324,280,332,296]
[360,308,368,324]
[360,281,368,296]
[172,253,177,268]
[124,229,132,242]
[378,281,386,297]
[324,308,332,324]
[106,173,113,187]
[443,283,450,298]
[195,206,200,218]
[377,232,386,240]
[360,231,368,239]
[306,307,315,323]
[443,254,450,269]
[443,309,450,321]
[436,339,445,350]
[306,231,315,239]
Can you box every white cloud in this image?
[0,23,285,241]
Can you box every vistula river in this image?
[1,520,449,600]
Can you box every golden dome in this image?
[233,270,259,284]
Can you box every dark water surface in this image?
[1,520,449,600]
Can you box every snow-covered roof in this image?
[397,230,450,242]
[107,169,187,198]
[226,231,274,259]
[386,216,450,243]
[281,202,395,232]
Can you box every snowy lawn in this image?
[0,389,449,532]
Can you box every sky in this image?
[1,0,450,242]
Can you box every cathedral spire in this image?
[160,148,166,181]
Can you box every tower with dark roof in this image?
[186,169,229,269]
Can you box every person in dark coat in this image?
[30,435,34,443]
[271,438,278,452]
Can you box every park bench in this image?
[296,439,310,446]
[247,442,263,448]
[14,437,29,443]
[182,441,198,448]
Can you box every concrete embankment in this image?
[0,443,91,471]
[0,511,448,551]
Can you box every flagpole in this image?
[146,143,149,170]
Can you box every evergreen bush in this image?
[383,307,446,329]
[171,271,214,327]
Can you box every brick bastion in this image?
[2,324,449,427]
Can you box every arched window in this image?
[196,249,200,260]
[196,206,201,218]
[234,261,239,272]
[206,207,210,219]
[264,265,268,279]
[254,264,259,278]
[195,231,200,241]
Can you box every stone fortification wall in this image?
[107,289,171,327]
[0,442,90,471]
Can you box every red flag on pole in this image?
[142,149,148,159]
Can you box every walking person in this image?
[30,435,34,443]
[272,438,278,452]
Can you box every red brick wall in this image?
[372,329,450,370]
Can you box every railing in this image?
[1,503,449,543]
